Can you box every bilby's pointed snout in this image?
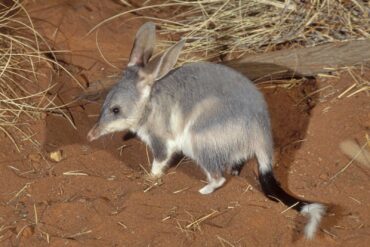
[87,123,101,142]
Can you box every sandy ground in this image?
[0,1,369,246]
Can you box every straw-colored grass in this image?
[90,0,370,63]
[0,1,74,150]
[337,66,370,98]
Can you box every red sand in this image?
[0,1,369,246]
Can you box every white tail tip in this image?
[300,203,326,239]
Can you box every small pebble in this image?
[49,150,63,162]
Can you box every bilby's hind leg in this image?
[199,170,226,194]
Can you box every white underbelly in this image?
[168,123,194,158]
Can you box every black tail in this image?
[258,170,326,239]
[258,170,307,211]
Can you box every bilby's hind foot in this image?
[199,176,226,194]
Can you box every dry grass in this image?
[185,209,218,230]
[337,66,370,98]
[88,1,370,94]
[90,0,370,63]
[0,1,75,150]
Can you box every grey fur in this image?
[149,134,168,162]
[90,60,274,182]
[88,31,274,182]
[87,22,325,239]
[147,62,273,174]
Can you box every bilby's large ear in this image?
[128,22,156,67]
[141,40,185,83]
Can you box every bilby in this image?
[87,22,325,239]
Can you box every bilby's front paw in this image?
[150,166,165,178]
[150,160,167,178]
[150,170,164,178]
[143,172,162,182]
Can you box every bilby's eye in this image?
[112,107,120,114]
